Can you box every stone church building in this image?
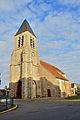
[9,19,71,99]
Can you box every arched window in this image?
[30,38,33,48]
[18,36,24,48]
[18,37,20,47]
[33,41,35,48]
[21,36,24,46]
[30,38,35,48]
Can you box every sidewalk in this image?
[16,96,80,102]
[0,103,15,112]
[29,97,65,100]
[16,97,65,101]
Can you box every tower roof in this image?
[15,19,36,37]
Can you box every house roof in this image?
[40,60,68,81]
[15,19,36,37]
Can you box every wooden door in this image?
[47,89,51,97]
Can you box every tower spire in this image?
[15,19,36,37]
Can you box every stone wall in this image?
[39,64,61,97]
[9,82,18,98]
[40,77,61,97]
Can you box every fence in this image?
[0,96,14,111]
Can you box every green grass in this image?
[65,96,80,99]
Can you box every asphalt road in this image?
[0,100,80,120]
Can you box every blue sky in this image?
[0,0,80,88]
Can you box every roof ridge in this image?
[40,60,68,81]
[40,60,64,74]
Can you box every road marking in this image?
[16,99,80,102]
[0,105,18,114]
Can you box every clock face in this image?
[32,52,35,56]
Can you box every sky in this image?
[0,0,80,88]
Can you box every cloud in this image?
[0,0,15,12]
[0,41,6,48]
[41,50,80,83]
[72,44,80,50]
[59,0,80,6]
[39,40,70,50]
[0,0,32,13]
[34,11,80,40]
[34,11,80,59]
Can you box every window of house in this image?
[30,38,35,48]
[18,37,20,47]
[30,38,33,48]
[21,36,24,46]
[18,36,24,48]
[33,41,35,48]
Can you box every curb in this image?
[16,99,80,102]
[0,105,18,114]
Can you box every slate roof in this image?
[40,60,68,81]
[15,19,36,37]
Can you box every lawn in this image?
[65,96,80,99]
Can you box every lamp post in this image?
[5,85,8,97]
[5,85,8,109]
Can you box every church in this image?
[9,19,71,99]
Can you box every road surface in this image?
[0,100,80,120]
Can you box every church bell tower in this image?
[9,19,40,99]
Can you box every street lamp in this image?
[5,85,8,97]
[5,85,8,110]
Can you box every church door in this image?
[16,80,22,98]
[47,89,51,97]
